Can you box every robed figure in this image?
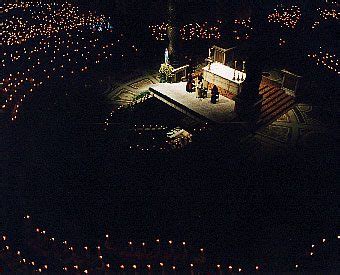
[211,85,219,104]
[186,73,193,93]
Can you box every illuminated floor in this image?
[150,82,236,124]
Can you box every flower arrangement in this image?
[159,63,174,82]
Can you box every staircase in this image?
[254,84,295,129]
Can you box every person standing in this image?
[211,85,219,103]
[186,73,193,93]
[198,72,203,82]
[197,79,204,98]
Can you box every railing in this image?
[172,65,189,82]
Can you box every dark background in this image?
[2,0,339,271]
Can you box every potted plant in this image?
[159,63,174,83]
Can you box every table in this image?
[202,62,246,96]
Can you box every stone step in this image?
[262,89,286,105]
[257,99,295,127]
[259,85,269,93]
[259,101,295,127]
[260,90,287,113]
[114,98,133,104]
[115,93,136,100]
[259,95,293,120]
[260,86,276,97]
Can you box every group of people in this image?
[185,73,219,104]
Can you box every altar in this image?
[203,62,246,97]
[202,46,246,99]
[149,46,246,124]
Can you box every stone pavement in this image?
[106,71,159,107]
[242,103,336,163]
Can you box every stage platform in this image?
[149,82,236,124]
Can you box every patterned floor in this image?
[106,72,159,107]
[250,103,336,158]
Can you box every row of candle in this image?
[308,47,339,74]
[312,7,339,29]
[2,1,109,46]
[1,214,338,273]
[149,20,222,41]
[103,95,197,151]
[2,1,139,122]
[268,5,301,29]
[233,17,252,41]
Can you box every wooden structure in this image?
[173,65,189,82]
[281,70,301,97]
[209,45,235,65]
